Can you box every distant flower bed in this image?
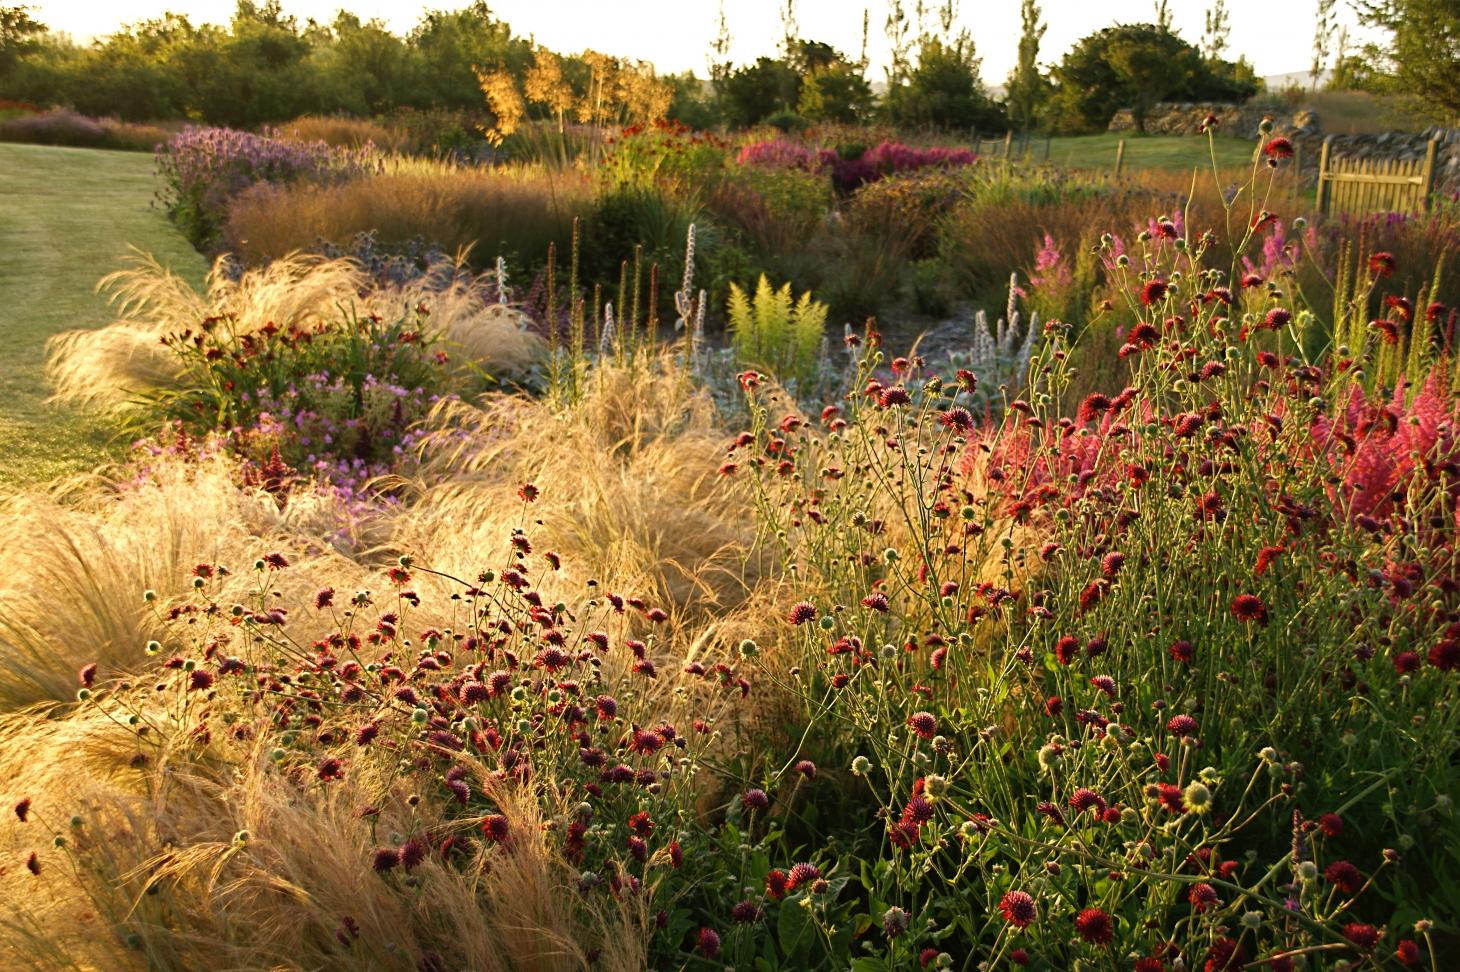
[156,126,378,249]
[0,108,172,151]
[736,137,977,191]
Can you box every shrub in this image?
[734,138,834,172]
[0,108,102,145]
[46,252,544,487]
[599,120,729,193]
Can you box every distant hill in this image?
[1263,70,1333,92]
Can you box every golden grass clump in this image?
[0,455,368,710]
[395,357,770,626]
[221,165,593,268]
[44,252,545,415]
[279,114,411,152]
[0,698,649,971]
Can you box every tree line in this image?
[0,0,1453,133]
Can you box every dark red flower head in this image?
[1260,308,1292,330]
[1370,318,1402,345]
[1324,859,1363,894]
[787,601,818,625]
[1230,594,1268,624]
[696,927,721,958]
[1368,251,1397,277]
[1140,280,1169,306]
[1166,714,1199,736]
[482,814,510,843]
[1263,136,1294,159]
[878,386,912,408]
[1188,882,1219,911]
[1000,890,1037,929]
[1343,923,1382,949]
[907,711,938,739]
[786,861,820,891]
[1074,907,1114,944]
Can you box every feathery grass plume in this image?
[0,453,368,710]
[0,702,648,971]
[399,355,768,623]
[46,251,544,417]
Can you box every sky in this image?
[31,0,1380,84]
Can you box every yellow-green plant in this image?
[726,275,828,390]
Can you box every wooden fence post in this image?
[1042,134,1051,162]
[1003,130,1013,159]
[1113,139,1125,179]
[1421,136,1439,214]
[1315,135,1333,216]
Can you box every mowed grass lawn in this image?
[0,143,205,489]
[982,132,1262,171]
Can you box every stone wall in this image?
[1107,102,1318,139]
[1106,102,1460,195]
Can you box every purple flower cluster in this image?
[735,139,837,172]
[832,140,977,191]
[736,137,977,193]
[156,126,376,247]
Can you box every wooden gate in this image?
[1316,135,1440,216]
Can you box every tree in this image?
[1312,0,1336,91]
[779,0,799,60]
[799,60,873,123]
[1358,0,1460,121]
[1105,26,1201,133]
[1202,0,1230,61]
[0,5,43,78]
[1153,0,1172,31]
[884,0,913,84]
[707,1,732,91]
[1004,0,1047,131]
[718,56,798,127]
[1048,23,1256,133]
[409,2,532,110]
[883,34,1005,131]
[315,13,415,115]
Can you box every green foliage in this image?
[882,35,1006,132]
[797,62,873,124]
[585,183,701,286]
[0,0,530,125]
[726,274,827,389]
[719,57,799,128]
[1003,0,1048,132]
[1048,23,1258,133]
[1358,0,1460,120]
[0,4,43,78]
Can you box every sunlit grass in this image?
[0,143,205,490]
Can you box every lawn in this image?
[0,143,205,489]
[977,131,1262,172]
